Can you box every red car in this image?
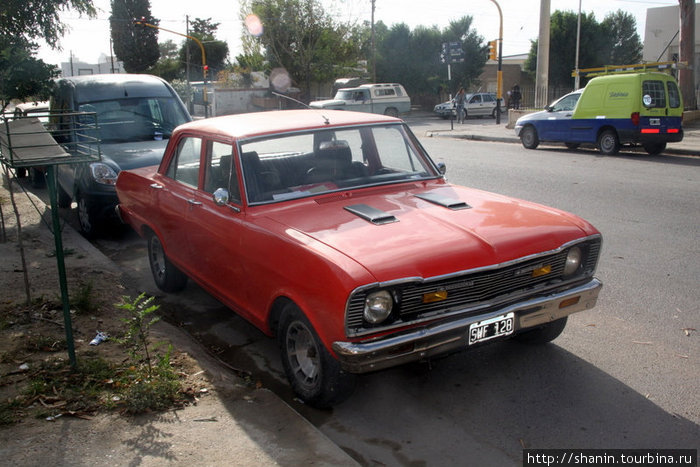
[116,110,602,407]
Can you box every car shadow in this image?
[535,145,700,167]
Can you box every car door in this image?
[538,93,581,141]
[185,139,247,307]
[467,94,485,116]
[150,135,202,267]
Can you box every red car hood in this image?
[265,184,597,282]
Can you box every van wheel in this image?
[642,142,666,155]
[278,303,356,408]
[147,232,187,292]
[520,125,539,149]
[76,192,101,237]
[57,185,72,209]
[597,130,620,155]
[384,107,399,118]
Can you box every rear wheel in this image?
[384,107,399,118]
[642,141,666,155]
[147,232,187,292]
[513,317,568,344]
[597,129,620,155]
[520,125,539,149]
[278,303,356,408]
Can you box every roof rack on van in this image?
[572,60,688,78]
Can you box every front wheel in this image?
[520,125,539,149]
[642,141,666,155]
[597,129,620,155]
[147,232,187,292]
[76,191,101,237]
[278,303,356,408]
[513,317,568,344]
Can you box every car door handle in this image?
[149,183,163,189]
[187,199,203,206]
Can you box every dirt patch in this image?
[0,173,217,425]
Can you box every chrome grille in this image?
[346,237,601,337]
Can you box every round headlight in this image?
[364,290,393,324]
[564,247,582,276]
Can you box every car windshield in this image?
[78,97,189,143]
[238,123,438,204]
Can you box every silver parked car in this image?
[434,93,506,119]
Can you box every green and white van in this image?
[515,72,684,155]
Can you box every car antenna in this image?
[271,91,330,124]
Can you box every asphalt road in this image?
[64,119,699,466]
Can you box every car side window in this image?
[552,94,579,112]
[204,141,240,203]
[166,136,201,188]
[470,95,481,104]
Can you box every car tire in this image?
[520,125,539,149]
[384,107,399,118]
[30,168,46,188]
[76,191,101,237]
[565,142,580,150]
[597,129,620,155]
[642,142,666,155]
[278,303,356,408]
[513,317,568,344]
[57,185,72,209]
[147,232,187,293]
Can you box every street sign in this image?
[441,42,464,64]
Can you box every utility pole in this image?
[679,0,697,110]
[371,0,376,82]
[186,15,192,113]
[574,0,581,90]
[535,0,550,108]
[489,0,504,124]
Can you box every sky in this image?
[36,0,683,67]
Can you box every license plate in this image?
[649,118,661,126]
[468,312,514,345]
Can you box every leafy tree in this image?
[524,10,608,88]
[110,0,160,73]
[248,0,364,99]
[149,40,183,81]
[178,18,229,81]
[602,10,642,65]
[0,0,95,111]
[440,16,486,93]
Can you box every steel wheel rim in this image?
[601,134,615,152]
[149,236,166,281]
[523,128,534,146]
[77,197,91,232]
[286,320,320,389]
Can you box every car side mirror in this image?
[545,105,553,112]
[212,188,229,206]
[437,162,447,175]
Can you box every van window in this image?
[374,88,396,97]
[667,81,681,109]
[78,96,190,143]
[642,81,666,108]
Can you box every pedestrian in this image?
[511,84,521,110]
[454,87,466,123]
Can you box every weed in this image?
[72,281,97,314]
[116,293,161,377]
[0,399,23,425]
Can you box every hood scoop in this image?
[344,204,398,225]
[415,192,471,210]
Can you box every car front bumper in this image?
[332,278,602,373]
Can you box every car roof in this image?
[175,109,401,140]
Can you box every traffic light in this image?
[488,40,498,61]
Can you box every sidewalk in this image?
[421,113,699,157]
[0,178,358,466]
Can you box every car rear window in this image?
[642,80,666,108]
[667,81,681,109]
